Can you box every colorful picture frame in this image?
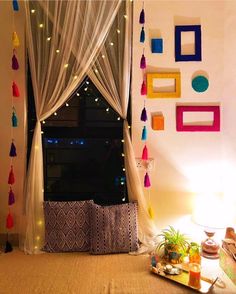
[147,72,181,98]
[175,25,202,62]
[176,105,220,132]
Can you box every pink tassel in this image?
[12,81,20,97]
[8,166,15,185]
[144,172,151,187]
[142,145,148,160]
[6,213,14,229]
[141,81,147,95]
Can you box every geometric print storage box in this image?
[43,200,93,252]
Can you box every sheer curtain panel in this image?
[88,0,158,251]
[23,0,121,254]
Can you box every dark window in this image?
[28,74,128,205]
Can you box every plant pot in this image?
[164,245,182,264]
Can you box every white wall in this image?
[0,2,26,236]
[132,0,236,239]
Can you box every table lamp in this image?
[192,193,235,259]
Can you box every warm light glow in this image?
[31,9,36,14]
[37,220,43,226]
[74,75,78,80]
[64,64,69,68]
[34,246,38,250]
[121,139,124,143]
[39,23,44,28]
[193,193,235,229]
[122,153,125,157]
[110,42,114,46]
[117,117,121,120]
[56,49,60,53]
[66,103,69,107]
[84,87,88,91]
[54,112,57,116]
[36,236,40,241]
[95,98,99,102]
[86,81,89,85]
[42,120,45,124]
[117,29,121,34]
[128,125,131,129]
[106,107,109,112]
[76,92,80,96]
[102,55,105,59]
[47,37,51,41]
[123,168,126,171]
[124,15,127,19]
[41,131,44,134]
[94,69,98,73]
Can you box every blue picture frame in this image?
[175,25,202,62]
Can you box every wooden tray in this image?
[150,264,219,293]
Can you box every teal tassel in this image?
[12,111,18,127]
[141,126,147,140]
[140,27,145,43]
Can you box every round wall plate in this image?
[192,75,209,92]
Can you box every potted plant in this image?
[156,226,190,264]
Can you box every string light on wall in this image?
[139,1,154,220]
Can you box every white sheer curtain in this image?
[88,1,158,251]
[22,0,122,254]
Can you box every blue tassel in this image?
[141,126,147,140]
[12,111,18,127]
[9,142,17,157]
[12,0,19,11]
[140,27,145,43]
[139,8,145,24]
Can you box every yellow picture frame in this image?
[147,72,181,98]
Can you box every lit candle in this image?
[188,263,201,289]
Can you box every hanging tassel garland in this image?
[9,142,17,157]
[12,31,20,47]
[141,126,147,140]
[141,81,147,95]
[140,54,146,69]
[6,213,14,229]
[142,145,148,160]
[12,54,19,70]
[8,166,15,185]
[12,0,19,11]
[8,188,15,205]
[148,204,154,219]
[140,27,145,43]
[144,172,151,187]
[12,111,18,127]
[140,107,147,122]
[139,8,145,24]
[12,81,20,97]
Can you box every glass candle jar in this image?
[188,263,201,289]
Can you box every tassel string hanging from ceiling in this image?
[5,0,20,253]
[139,1,154,220]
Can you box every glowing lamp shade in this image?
[192,193,235,259]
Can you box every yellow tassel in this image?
[12,31,20,47]
[148,205,154,219]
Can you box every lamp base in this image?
[201,231,219,259]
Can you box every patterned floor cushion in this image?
[43,200,93,252]
[89,202,139,254]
